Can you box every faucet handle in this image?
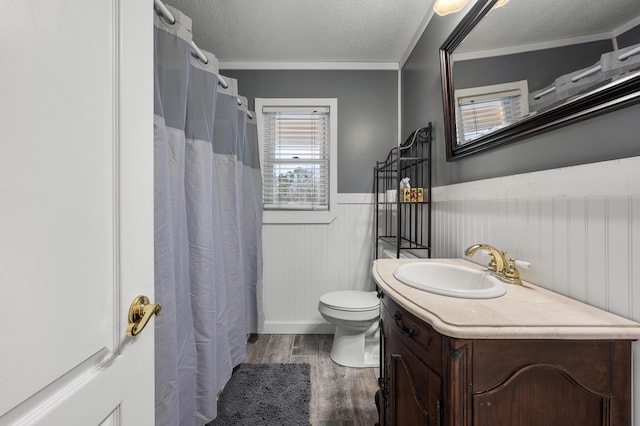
[514,259,532,270]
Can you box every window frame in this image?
[255,98,338,224]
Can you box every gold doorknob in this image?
[127,295,161,337]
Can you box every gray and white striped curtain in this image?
[153,5,261,425]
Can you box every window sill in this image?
[263,210,337,224]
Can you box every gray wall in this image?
[402,8,640,187]
[618,24,640,48]
[454,40,612,93]
[222,70,398,193]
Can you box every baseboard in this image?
[260,321,335,334]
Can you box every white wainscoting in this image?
[261,194,376,334]
[432,155,640,420]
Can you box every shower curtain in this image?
[153,6,261,425]
[240,101,263,333]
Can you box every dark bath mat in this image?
[208,363,311,425]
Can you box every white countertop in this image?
[373,258,640,340]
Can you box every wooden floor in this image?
[245,334,380,426]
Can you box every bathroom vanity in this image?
[373,258,640,426]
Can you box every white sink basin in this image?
[393,262,506,299]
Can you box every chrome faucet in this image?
[464,243,522,285]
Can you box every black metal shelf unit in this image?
[374,124,432,259]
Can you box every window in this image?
[454,80,529,146]
[256,98,337,224]
[262,107,329,210]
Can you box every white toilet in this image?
[318,290,380,368]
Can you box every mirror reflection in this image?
[449,0,640,148]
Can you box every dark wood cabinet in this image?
[379,293,633,426]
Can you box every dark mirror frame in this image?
[440,0,640,161]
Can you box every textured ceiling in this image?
[163,0,640,66]
[459,0,640,53]
[166,0,434,66]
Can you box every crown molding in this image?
[220,61,399,71]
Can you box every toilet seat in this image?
[319,290,379,312]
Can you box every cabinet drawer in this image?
[382,296,442,374]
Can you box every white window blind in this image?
[454,80,529,146]
[261,106,330,211]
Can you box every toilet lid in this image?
[320,290,379,311]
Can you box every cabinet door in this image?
[472,340,632,426]
[387,332,442,426]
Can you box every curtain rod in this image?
[533,86,556,100]
[153,0,228,90]
[571,65,601,83]
[154,0,174,24]
[619,45,640,62]
[237,98,254,120]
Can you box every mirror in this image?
[440,0,640,160]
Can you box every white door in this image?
[0,1,154,425]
